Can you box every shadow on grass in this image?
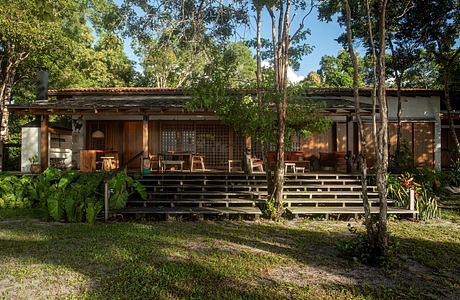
[0,216,459,299]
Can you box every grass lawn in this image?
[0,209,459,299]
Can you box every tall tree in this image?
[403,0,460,159]
[123,0,249,88]
[320,0,391,258]
[318,49,359,88]
[265,0,316,220]
[0,0,78,170]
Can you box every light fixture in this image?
[92,119,104,139]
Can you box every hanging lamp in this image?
[92,120,104,139]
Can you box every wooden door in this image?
[123,121,143,170]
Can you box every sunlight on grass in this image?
[0,209,459,299]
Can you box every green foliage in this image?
[86,197,103,224]
[387,173,440,221]
[388,142,415,174]
[109,172,147,210]
[0,168,145,223]
[337,224,399,267]
[189,57,331,149]
[386,173,409,208]
[260,195,278,220]
[318,49,361,88]
[0,175,35,209]
[443,159,460,187]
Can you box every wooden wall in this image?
[364,122,434,168]
[300,128,335,157]
[86,120,142,169]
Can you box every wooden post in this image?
[0,141,3,172]
[40,115,49,170]
[143,115,149,156]
[409,189,415,211]
[244,136,252,174]
[104,181,109,221]
[228,128,234,160]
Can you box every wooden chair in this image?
[190,155,205,172]
[149,154,163,172]
[228,160,242,172]
[250,157,264,172]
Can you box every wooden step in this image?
[283,198,393,204]
[121,206,262,215]
[283,191,379,196]
[147,191,265,196]
[287,206,416,215]
[129,199,260,205]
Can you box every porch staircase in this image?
[122,172,416,219]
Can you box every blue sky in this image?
[120,4,345,80]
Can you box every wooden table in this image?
[285,162,296,173]
[162,160,185,171]
[285,160,310,173]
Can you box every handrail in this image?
[103,151,144,221]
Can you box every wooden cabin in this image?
[8,87,442,173]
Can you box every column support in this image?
[40,115,49,170]
[143,115,149,156]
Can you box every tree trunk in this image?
[396,77,402,154]
[376,0,389,257]
[443,71,460,159]
[0,44,25,172]
[343,0,375,245]
[254,8,274,196]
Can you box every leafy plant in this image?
[443,159,460,187]
[388,142,415,174]
[0,175,35,209]
[336,224,399,266]
[109,172,147,210]
[1,168,145,224]
[86,197,103,224]
[387,172,440,221]
[28,154,39,164]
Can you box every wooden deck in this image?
[120,172,416,219]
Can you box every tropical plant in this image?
[387,173,440,221]
[443,159,460,187]
[0,175,35,208]
[1,168,146,223]
[109,172,147,210]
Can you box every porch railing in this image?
[103,151,144,221]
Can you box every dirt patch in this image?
[264,256,460,300]
[0,269,90,300]
[266,261,394,289]
[186,238,274,256]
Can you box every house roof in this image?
[8,87,439,116]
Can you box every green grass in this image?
[0,209,459,299]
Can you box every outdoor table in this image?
[162,160,185,171]
[285,162,296,173]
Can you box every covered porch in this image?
[8,87,438,174]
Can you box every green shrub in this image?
[386,173,440,221]
[388,142,415,174]
[443,159,460,187]
[109,172,147,210]
[336,224,399,266]
[0,175,35,209]
[0,168,147,224]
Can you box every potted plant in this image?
[29,155,41,174]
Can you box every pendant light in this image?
[92,119,104,139]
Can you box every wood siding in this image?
[363,122,434,168]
